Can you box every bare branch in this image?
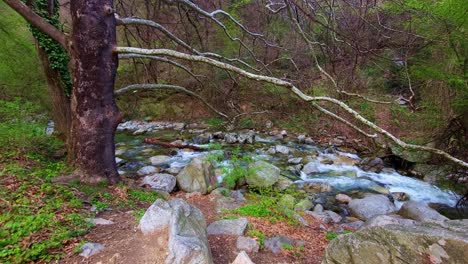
[3,0,67,49]
[115,46,468,168]
[115,83,228,119]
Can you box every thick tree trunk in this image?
[35,43,72,144]
[69,0,121,184]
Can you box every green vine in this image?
[24,0,72,96]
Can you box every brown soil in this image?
[60,192,329,264]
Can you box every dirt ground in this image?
[60,192,329,264]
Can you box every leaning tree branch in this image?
[115,83,229,120]
[115,46,468,168]
[118,53,205,86]
[3,0,67,49]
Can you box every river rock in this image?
[246,161,280,188]
[79,242,104,258]
[348,194,397,221]
[236,236,259,253]
[85,217,114,225]
[340,220,364,230]
[390,144,432,163]
[275,145,290,155]
[313,204,324,213]
[335,194,352,204]
[207,218,248,236]
[359,157,384,173]
[322,220,468,264]
[150,155,171,166]
[176,156,217,194]
[238,131,255,144]
[193,133,211,144]
[363,215,416,228]
[225,133,238,144]
[302,162,319,174]
[141,173,177,193]
[137,166,158,176]
[303,182,332,193]
[232,251,255,264]
[273,176,293,191]
[391,192,409,201]
[288,157,303,164]
[399,201,449,222]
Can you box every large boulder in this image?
[141,173,177,193]
[363,215,416,228]
[139,199,213,264]
[246,161,280,188]
[176,156,218,194]
[399,201,449,222]
[323,220,468,264]
[348,194,397,221]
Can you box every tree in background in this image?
[3,0,467,185]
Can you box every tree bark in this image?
[69,0,121,184]
[35,42,72,145]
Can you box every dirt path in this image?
[61,192,329,264]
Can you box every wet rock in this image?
[399,201,449,222]
[368,185,390,195]
[391,192,409,201]
[302,162,319,174]
[363,215,416,228]
[141,173,177,193]
[236,236,259,253]
[79,242,104,258]
[264,235,293,254]
[294,198,314,211]
[207,218,248,236]
[176,156,218,194]
[323,220,468,264]
[246,161,280,188]
[150,155,171,166]
[313,204,324,213]
[359,157,384,173]
[137,166,158,176]
[85,218,114,226]
[335,194,352,204]
[303,182,333,193]
[232,251,255,264]
[321,158,334,165]
[348,194,397,221]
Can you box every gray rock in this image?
[306,211,333,224]
[85,218,114,225]
[150,155,171,166]
[275,145,290,155]
[236,236,259,253]
[313,204,324,213]
[363,214,416,228]
[231,190,246,202]
[302,162,319,174]
[207,218,248,236]
[303,182,332,193]
[264,235,293,254]
[359,157,384,173]
[215,196,243,213]
[305,137,315,144]
[391,192,409,201]
[266,147,276,155]
[115,157,124,164]
[193,133,211,144]
[176,156,218,194]
[137,166,158,176]
[142,173,177,193]
[166,199,213,264]
[326,210,343,223]
[232,251,255,264]
[297,134,306,143]
[323,220,468,264]
[166,166,183,175]
[225,133,238,144]
[79,243,104,258]
[340,220,364,230]
[348,194,397,221]
[335,194,352,204]
[246,161,280,188]
[238,131,256,144]
[139,199,174,235]
[273,176,293,191]
[399,201,449,222]
[288,157,303,164]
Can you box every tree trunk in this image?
[69,0,121,184]
[35,43,72,144]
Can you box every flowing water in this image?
[115,129,461,209]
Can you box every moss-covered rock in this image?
[176,156,217,194]
[246,161,280,188]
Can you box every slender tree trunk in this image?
[69,0,121,184]
[35,43,72,144]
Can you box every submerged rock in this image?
[323,220,468,264]
[176,156,217,194]
[246,161,280,188]
[348,194,397,221]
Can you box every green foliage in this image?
[325,230,352,241]
[246,227,266,249]
[128,189,164,203]
[131,209,146,221]
[205,117,225,128]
